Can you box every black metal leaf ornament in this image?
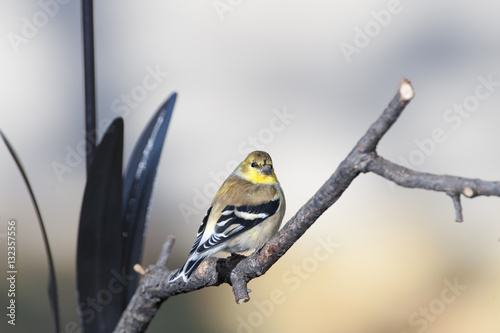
[76,94,176,333]
[121,93,177,304]
[77,118,124,333]
[1,130,60,333]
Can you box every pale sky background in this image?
[1,1,500,332]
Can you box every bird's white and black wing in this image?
[195,197,281,254]
[170,197,281,282]
[169,207,212,282]
[188,206,212,256]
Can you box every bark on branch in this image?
[113,78,500,333]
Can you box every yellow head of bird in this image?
[236,151,279,184]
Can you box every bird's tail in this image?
[169,255,205,282]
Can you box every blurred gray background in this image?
[1,1,500,332]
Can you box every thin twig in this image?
[364,156,500,198]
[449,194,463,222]
[156,235,176,267]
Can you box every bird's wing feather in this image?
[195,197,281,253]
[188,206,212,256]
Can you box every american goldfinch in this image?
[170,151,286,282]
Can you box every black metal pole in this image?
[82,0,97,175]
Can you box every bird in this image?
[169,151,286,282]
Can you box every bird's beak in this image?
[262,165,272,175]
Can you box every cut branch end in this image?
[133,264,147,276]
[463,187,474,198]
[231,270,251,304]
[236,297,249,304]
[399,78,415,101]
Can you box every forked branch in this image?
[113,78,500,333]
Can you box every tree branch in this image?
[113,78,500,333]
[364,154,500,222]
[364,155,500,198]
[450,193,463,222]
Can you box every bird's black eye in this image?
[251,161,256,168]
